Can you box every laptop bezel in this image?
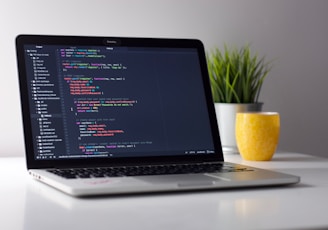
[16,34,224,169]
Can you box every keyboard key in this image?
[47,162,253,179]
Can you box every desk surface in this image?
[1,152,328,230]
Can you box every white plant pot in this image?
[215,103,263,154]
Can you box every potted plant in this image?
[207,44,272,153]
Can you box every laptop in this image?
[15,34,300,196]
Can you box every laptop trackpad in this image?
[138,174,226,187]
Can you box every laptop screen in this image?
[16,35,223,167]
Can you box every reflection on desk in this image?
[1,152,328,230]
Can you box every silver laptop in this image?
[16,34,300,196]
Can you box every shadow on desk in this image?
[20,152,328,230]
[23,173,320,230]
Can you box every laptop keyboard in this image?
[47,162,254,179]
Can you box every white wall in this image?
[1,0,328,157]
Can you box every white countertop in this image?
[1,152,328,230]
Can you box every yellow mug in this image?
[235,112,280,161]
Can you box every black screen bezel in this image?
[15,34,224,169]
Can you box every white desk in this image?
[1,152,328,230]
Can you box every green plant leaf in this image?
[207,44,273,103]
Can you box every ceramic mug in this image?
[235,112,280,161]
